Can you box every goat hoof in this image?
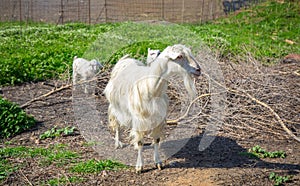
[135,167,143,174]
[115,141,124,149]
[156,162,163,170]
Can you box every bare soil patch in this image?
[1,60,299,185]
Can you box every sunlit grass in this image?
[189,1,300,63]
[71,159,127,173]
[0,144,127,182]
[0,1,299,85]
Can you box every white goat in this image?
[109,49,160,80]
[72,56,102,93]
[104,44,201,173]
[146,48,160,65]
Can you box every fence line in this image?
[0,0,263,24]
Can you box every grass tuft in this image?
[71,159,127,173]
[0,144,126,181]
[269,172,292,186]
[240,145,286,159]
[39,126,76,140]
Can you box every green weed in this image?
[0,97,36,138]
[269,172,292,186]
[240,145,286,159]
[0,159,17,181]
[39,126,76,140]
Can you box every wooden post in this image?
[161,0,164,20]
[61,0,64,24]
[210,0,214,20]
[88,0,91,24]
[77,0,80,21]
[181,0,185,23]
[30,0,33,21]
[19,0,22,22]
[104,0,107,22]
[201,0,205,23]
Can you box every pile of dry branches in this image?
[21,58,300,143]
[172,57,300,142]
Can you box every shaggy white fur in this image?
[104,44,201,173]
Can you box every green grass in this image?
[0,143,127,182]
[0,22,116,85]
[0,1,299,86]
[0,144,79,161]
[189,1,300,63]
[0,144,77,182]
[71,159,127,173]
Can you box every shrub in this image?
[0,97,36,138]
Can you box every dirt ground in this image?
[1,59,299,185]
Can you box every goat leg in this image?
[153,138,162,170]
[136,140,144,174]
[114,126,123,149]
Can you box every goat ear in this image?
[148,48,150,52]
[168,51,182,60]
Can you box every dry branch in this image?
[167,93,211,124]
[20,73,107,109]
[18,169,33,186]
[168,64,300,142]
[207,72,300,143]
[20,83,72,109]
[241,90,300,142]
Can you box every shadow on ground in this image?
[162,133,300,172]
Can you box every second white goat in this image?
[146,48,160,65]
[72,56,102,93]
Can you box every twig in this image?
[242,90,300,142]
[19,169,33,186]
[20,74,106,109]
[20,83,72,109]
[167,93,211,124]
[206,72,300,143]
[293,70,300,76]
